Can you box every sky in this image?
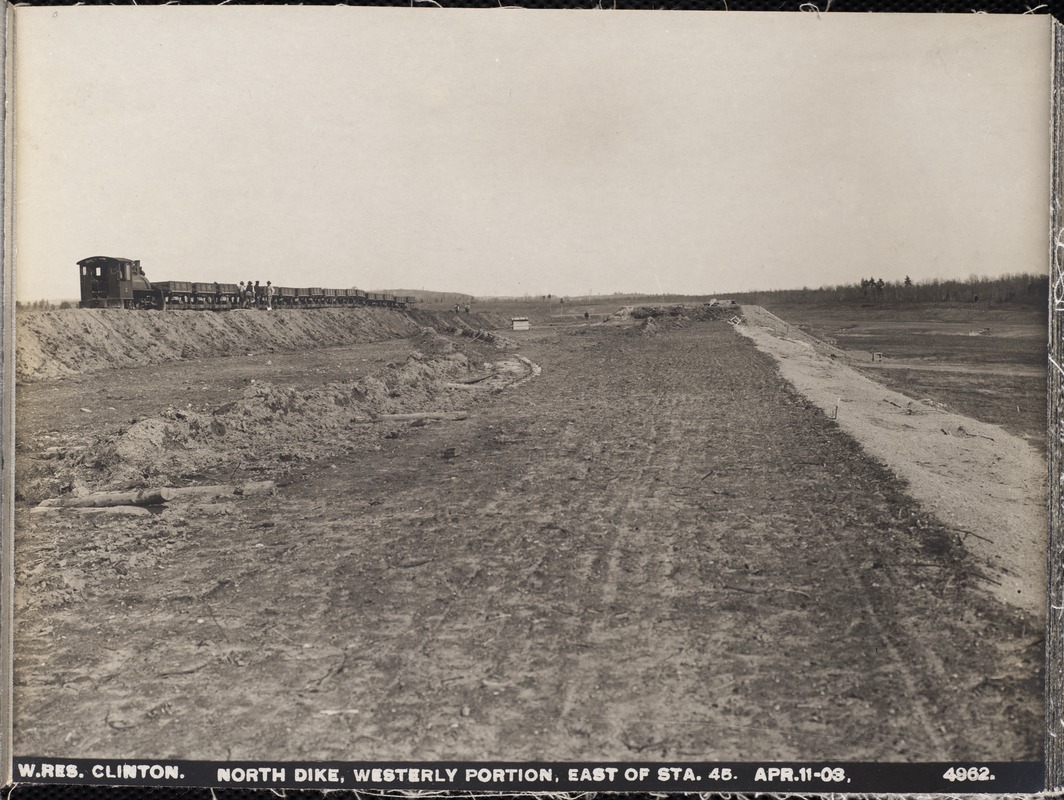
[12,8,1053,301]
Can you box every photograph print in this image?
[6,6,1055,790]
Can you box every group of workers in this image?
[237,280,275,310]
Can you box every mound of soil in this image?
[450,320,519,350]
[22,345,475,501]
[626,306,740,336]
[15,308,506,383]
[631,304,742,324]
[631,304,687,319]
[409,326,459,356]
[689,305,743,322]
[602,306,634,321]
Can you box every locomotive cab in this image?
[78,257,154,308]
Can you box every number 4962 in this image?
[943,767,993,782]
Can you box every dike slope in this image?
[15,307,505,383]
[737,305,1047,616]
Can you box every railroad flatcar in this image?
[277,286,299,307]
[77,257,415,311]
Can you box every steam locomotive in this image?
[77,256,416,310]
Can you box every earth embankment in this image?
[15,307,505,383]
[14,318,1042,762]
[737,305,1047,616]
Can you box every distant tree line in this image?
[724,273,1049,309]
[408,291,475,306]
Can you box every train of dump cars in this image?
[77,256,416,310]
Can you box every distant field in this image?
[463,299,1048,453]
[764,303,1048,451]
[423,297,626,325]
[452,295,735,326]
[445,297,1048,453]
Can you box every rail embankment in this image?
[15,307,506,383]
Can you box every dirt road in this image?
[14,318,1041,763]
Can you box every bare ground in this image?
[13,314,1042,763]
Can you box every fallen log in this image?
[38,487,175,509]
[167,485,231,501]
[168,481,276,501]
[30,505,150,516]
[376,411,469,422]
